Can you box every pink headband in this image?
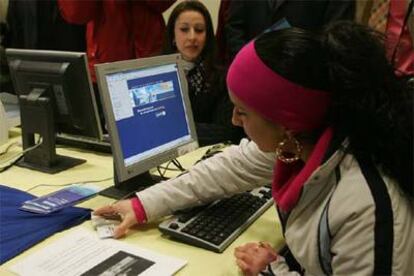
[227,42,331,132]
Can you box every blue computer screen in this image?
[105,64,191,166]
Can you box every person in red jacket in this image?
[58,0,176,82]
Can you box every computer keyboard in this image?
[158,186,273,253]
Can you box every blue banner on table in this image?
[0,185,91,264]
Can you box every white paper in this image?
[10,228,186,276]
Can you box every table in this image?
[0,129,284,276]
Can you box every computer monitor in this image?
[95,54,198,199]
[6,48,103,173]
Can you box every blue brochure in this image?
[20,185,98,214]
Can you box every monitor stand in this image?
[99,166,165,199]
[17,89,85,174]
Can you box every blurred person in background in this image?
[225,0,355,61]
[2,0,86,94]
[58,0,175,83]
[357,0,413,78]
[58,0,175,130]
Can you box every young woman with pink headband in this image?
[95,21,413,275]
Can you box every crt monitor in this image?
[6,48,103,173]
[95,54,199,199]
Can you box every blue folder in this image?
[0,185,91,264]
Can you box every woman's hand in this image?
[234,242,278,276]
[93,199,138,238]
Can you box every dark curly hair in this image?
[254,21,413,196]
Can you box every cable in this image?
[0,154,24,173]
[156,158,187,179]
[171,159,185,171]
[0,137,44,173]
[156,165,182,172]
[25,176,113,192]
[158,159,185,172]
[0,137,42,163]
[156,162,171,179]
[0,142,18,156]
[156,166,165,179]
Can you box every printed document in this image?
[10,228,186,276]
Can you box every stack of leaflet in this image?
[0,185,92,264]
[20,185,98,214]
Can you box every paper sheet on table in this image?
[10,228,186,276]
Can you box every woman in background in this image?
[163,0,244,146]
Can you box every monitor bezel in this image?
[6,48,104,142]
[95,54,198,183]
[5,48,103,173]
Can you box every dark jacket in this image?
[187,63,244,146]
[225,0,355,59]
[6,0,85,51]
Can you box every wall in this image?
[0,0,9,23]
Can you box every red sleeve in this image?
[58,0,100,24]
[131,197,148,224]
[143,0,176,13]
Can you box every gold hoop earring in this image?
[275,135,303,164]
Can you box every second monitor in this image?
[96,54,199,199]
[6,48,103,173]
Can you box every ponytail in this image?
[321,21,413,196]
